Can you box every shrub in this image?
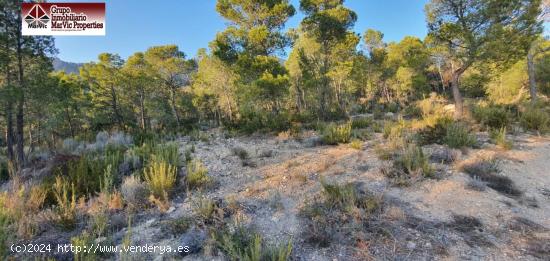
[393,144,434,178]
[320,180,357,212]
[52,176,77,229]
[123,148,142,171]
[322,122,352,145]
[214,226,292,261]
[186,159,211,190]
[416,116,453,145]
[0,160,10,183]
[461,158,522,197]
[51,149,124,200]
[489,127,513,150]
[152,142,180,167]
[472,105,511,129]
[232,147,249,160]
[121,175,148,208]
[349,139,363,150]
[301,180,382,247]
[351,117,372,129]
[443,123,477,148]
[0,210,11,259]
[520,106,549,133]
[143,159,177,202]
[416,93,448,117]
[320,179,381,214]
[71,231,97,261]
[193,197,224,226]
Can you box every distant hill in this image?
[52,58,84,74]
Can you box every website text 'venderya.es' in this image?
[11,243,191,255]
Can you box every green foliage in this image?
[443,123,477,149]
[0,160,9,183]
[320,179,357,212]
[52,176,77,229]
[472,104,512,129]
[232,147,249,160]
[71,231,97,261]
[383,120,406,140]
[186,159,211,190]
[486,60,528,104]
[50,148,124,200]
[152,142,180,167]
[143,159,177,202]
[349,139,363,150]
[416,118,475,148]
[351,117,372,129]
[520,106,549,133]
[416,116,453,145]
[489,127,513,150]
[0,194,13,259]
[213,225,292,261]
[393,144,434,178]
[321,122,352,145]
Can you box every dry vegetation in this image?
[1,97,549,260]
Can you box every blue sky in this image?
[54,0,430,63]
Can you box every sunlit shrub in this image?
[186,159,211,190]
[143,159,177,202]
[322,122,352,145]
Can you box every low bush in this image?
[416,116,453,145]
[351,117,372,129]
[143,159,177,203]
[322,122,352,145]
[443,123,477,148]
[121,175,149,208]
[152,142,180,167]
[192,197,224,226]
[472,105,512,129]
[349,139,363,150]
[52,176,77,229]
[0,160,10,183]
[232,147,249,160]
[520,106,549,134]
[186,159,211,190]
[489,127,512,150]
[71,231,97,261]
[393,144,433,178]
[213,225,292,261]
[461,158,522,197]
[50,148,124,200]
[301,180,382,247]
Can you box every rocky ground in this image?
[107,129,550,260]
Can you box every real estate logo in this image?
[21,3,105,36]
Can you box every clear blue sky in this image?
[54,0,429,63]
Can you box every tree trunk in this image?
[169,87,181,128]
[5,102,14,162]
[451,71,464,119]
[139,90,147,130]
[65,107,75,137]
[319,43,330,120]
[527,45,550,104]
[110,85,123,127]
[15,21,25,171]
[3,18,14,163]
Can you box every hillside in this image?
[52,57,84,74]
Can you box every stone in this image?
[179,227,207,255]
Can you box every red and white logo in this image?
[24,4,50,28]
[21,3,105,36]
